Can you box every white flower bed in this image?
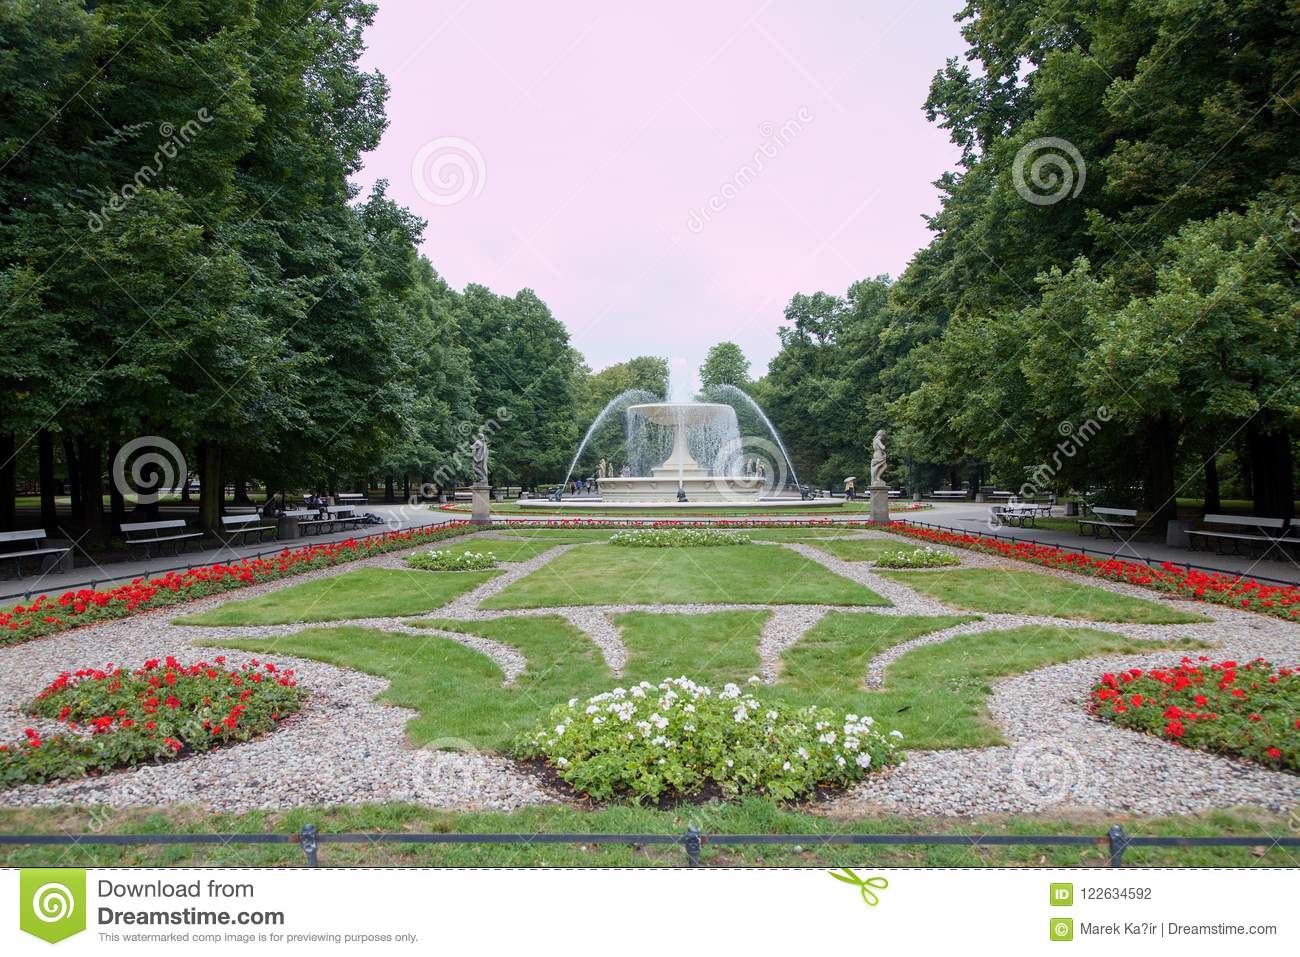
[607,529,751,548]
[405,549,498,571]
[517,677,902,802]
[874,546,959,569]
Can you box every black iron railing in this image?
[2,825,1296,867]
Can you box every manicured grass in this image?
[174,568,497,626]
[218,617,609,751]
[483,527,620,542]
[0,803,1289,867]
[775,621,1205,749]
[617,610,768,685]
[481,544,888,608]
[778,613,976,696]
[878,568,1209,624]
[808,538,941,562]
[454,535,592,562]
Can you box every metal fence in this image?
[2,825,1296,867]
[897,519,1298,586]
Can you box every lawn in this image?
[807,538,940,562]
[211,607,1200,753]
[0,803,1288,868]
[480,544,888,608]
[877,568,1208,624]
[776,617,1207,748]
[174,568,497,626]
[450,535,595,562]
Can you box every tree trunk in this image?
[107,439,127,529]
[75,437,105,545]
[0,433,15,531]
[1141,414,1179,529]
[38,429,59,532]
[232,477,251,505]
[63,438,81,519]
[180,472,193,504]
[1246,421,1294,519]
[1202,455,1221,515]
[384,474,395,502]
[197,440,223,531]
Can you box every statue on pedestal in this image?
[472,434,489,486]
[870,429,887,486]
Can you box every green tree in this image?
[699,342,751,390]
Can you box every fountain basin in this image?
[596,475,764,502]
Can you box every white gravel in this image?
[1,528,1297,817]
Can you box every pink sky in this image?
[354,1,966,375]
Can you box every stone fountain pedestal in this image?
[471,482,491,526]
[869,482,890,525]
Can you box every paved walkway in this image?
[0,504,461,600]
[906,502,1300,585]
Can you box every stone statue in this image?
[620,464,631,477]
[471,434,489,485]
[598,458,608,479]
[870,429,887,486]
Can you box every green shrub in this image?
[608,529,751,548]
[874,546,960,569]
[406,548,498,571]
[0,657,305,789]
[516,676,902,802]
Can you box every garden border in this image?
[2,824,1296,867]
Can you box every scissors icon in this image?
[828,868,889,905]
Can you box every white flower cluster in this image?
[608,529,752,548]
[406,548,498,571]
[874,545,959,569]
[520,675,904,802]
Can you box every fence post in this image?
[684,826,702,867]
[299,823,319,867]
[1106,824,1128,867]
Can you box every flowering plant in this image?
[0,522,477,645]
[608,528,751,548]
[0,657,304,789]
[516,676,902,802]
[1090,657,1297,771]
[873,546,960,569]
[406,548,498,571]
[889,522,1300,622]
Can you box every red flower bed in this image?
[1090,657,1298,772]
[0,656,304,789]
[0,523,475,645]
[888,522,1300,622]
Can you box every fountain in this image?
[597,402,764,502]
[535,372,841,509]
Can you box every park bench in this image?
[1077,506,1138,541]
[930,490,967,500]
[219,513,277,546]
[324,505,364,533]
[1187,514,1296,557]
[990,502,1052,528]
[282,509,332,536]
[337,492,367,506]
[121,519,204,558]
[0,530,73,578]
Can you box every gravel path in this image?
[1,527,1296,817]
